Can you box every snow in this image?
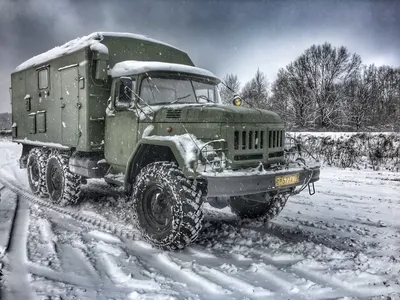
[89,42,109,55]
[13,138,69,149]
[14,32,181,72]
[201,161,320,177]
[142,125,154,138]
[145,133,206,170]
[97,31,182,51]
[0,139,399,299]
[87,230,121,244]
[109,60,219,80]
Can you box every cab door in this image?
[60,66,80,146]
[104,77,138,171]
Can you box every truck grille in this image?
[234,130,264,150]
[166,109,182,119]
[268,129,284,148]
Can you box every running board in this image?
[104,174,124,186]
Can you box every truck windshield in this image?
[140,76,221,105]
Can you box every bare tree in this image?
[270,67,318,128]
[219,74,241,104]
[345,65,400,131]
[241,69,269,109]
[270,43,362,129]
[344,65,378,130]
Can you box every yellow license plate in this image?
[275,174,300,187]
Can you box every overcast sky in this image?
[0,0,399,112]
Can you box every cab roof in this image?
[109,60,220,81]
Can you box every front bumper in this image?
[203,165,320,197]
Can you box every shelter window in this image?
[38,68,49,90]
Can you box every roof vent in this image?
[166,109,182,119]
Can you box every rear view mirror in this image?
[120,77,134,97]
[116,77,137,109]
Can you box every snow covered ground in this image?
[0,139,399,299]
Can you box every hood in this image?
[152,104,282,124]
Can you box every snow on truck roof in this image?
[109,60,219,80]
[14,32,182,72]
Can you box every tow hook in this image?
[308,182,315,195]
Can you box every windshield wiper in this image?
[171,93,191,104]
[197,95,212,103]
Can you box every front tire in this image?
[45,150,82,206]
[229,193,289,222]
[27,148,50,197]
[131,162,204,250]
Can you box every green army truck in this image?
[10,32,320,249]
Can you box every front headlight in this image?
[197,139,228,172]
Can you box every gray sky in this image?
[1,0,399,112]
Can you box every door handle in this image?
[61,103,65,108]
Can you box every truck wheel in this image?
[131,162,204,250]
[45,150,82,206]
[229,193,289,222]
[27,148,50,197]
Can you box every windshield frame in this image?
[137,71,221,106]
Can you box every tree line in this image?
[220,42,400,131]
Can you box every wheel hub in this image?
[50,166,63,192]
[29,160,40,183]
[144,184,172,228]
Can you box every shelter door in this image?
[60,67,80,146]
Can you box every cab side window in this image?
[38,68,49,90]
[115,77,136,109]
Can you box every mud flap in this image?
[308,182,315,195]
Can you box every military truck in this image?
[10,32,320,249]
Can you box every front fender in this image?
[124,136,200,193]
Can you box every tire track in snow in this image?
[187,260,274,298]
[36,218,58,256]
[169,248,312,299]
[244,247,359,298]
[0,168,138,242]
[57,244,102,281]
[1,195,36,300]
[124,241,231,298]
[27,262,152,297]
[248,263,326,300]
[289,265,397,298]
[92,238,160,283]
[0,190,17,258]
[156,253,231,295]
[99,252,162,292]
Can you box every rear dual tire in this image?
[27,148,50,197]
[46,151,82,206]
[27,148,81,206]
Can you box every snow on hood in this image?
[109,60,219,81]
[14,32,180,72]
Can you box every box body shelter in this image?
[11,32,193,152]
